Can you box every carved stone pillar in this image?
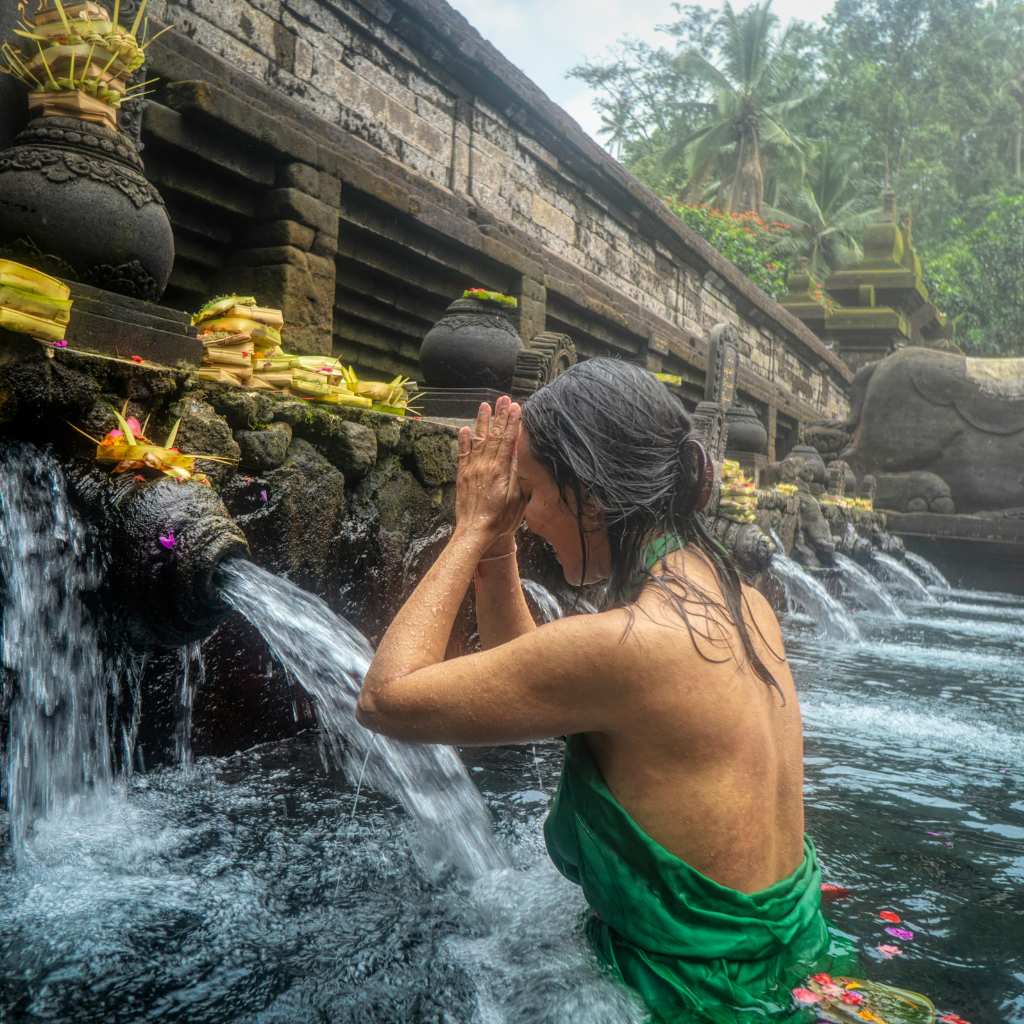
[223,161,342,356]
[516,274,546,343]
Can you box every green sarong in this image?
[544,734,851,1023]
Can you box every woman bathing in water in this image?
[357,359,843,1022]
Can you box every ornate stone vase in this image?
[788,443,828,486]
[0,116,174,301]
[724,403,768,456]
[419,296,522,389]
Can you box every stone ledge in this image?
[147,20,852,391]
[884,511,1024,545]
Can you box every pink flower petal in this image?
[885,926,914,941]
[792,988,820,1006]
[877,944,903,958]
[159,530,176,551]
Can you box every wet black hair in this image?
[521,358,784,697]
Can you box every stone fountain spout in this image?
[68,466,249,647]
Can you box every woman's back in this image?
[583,545,806,894]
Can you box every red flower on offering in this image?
[879,910,902,924]
[810,974,834,986]
[841,992,865,1006]
[131,354,144,363]
[940,1015,971,1024]
[791,988,820,1006]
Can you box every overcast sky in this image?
[447,0,834,144]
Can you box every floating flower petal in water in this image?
[879,910,902,923]
[877,944,903,958]
[821,882,850,899]
[159,529,176,550]
[885,926,914,941]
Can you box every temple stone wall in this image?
[133,0,849,441]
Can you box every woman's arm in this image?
[357,609,633,745]
[474,533,537,650]
[359,396,526,713]
[358,396,627,744]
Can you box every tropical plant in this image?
[669,1,814,214]
[923,191,1024,356]
[765,143,878,275]
[667,201,790,297]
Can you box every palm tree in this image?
[766,143,878,277]
[597,93,640,160]
[672,1,813,214]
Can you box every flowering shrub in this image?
[666,202,791,298]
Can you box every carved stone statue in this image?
[822,347,1024,514]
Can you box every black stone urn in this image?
[725,403,768,455]
[787,443,828,486]
[419,296,522,389]
[0,117,174,301]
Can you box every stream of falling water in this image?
[904,550,951,590]
[874,552,938,603]
[174,642,205,770]
[834,554,906,619]
[0,443,114,863]
[770,552,862,642]
[217,559,505,880]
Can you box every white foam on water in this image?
[802,694,1023,768]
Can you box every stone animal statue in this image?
[830,348,1024,514]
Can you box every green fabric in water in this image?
[545,735,855,1023]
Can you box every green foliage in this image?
[572,0,1024,351]
[923,192,1024,356]
[668,202,790,296]
[765,142,878,276]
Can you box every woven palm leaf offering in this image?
[3,0,165,131]
[792,973,935,1024]
[288,356,371,408]
[70,404,236,485]
[718,459,758,524]
[192,295,285,388]
[0,259,72,343]
[340,365,418,416]
[462,287,518,309]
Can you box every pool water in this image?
[1,588,1022,1023]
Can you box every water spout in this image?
[68,466,250,646]
[905,551,951,591]
[835,553,905,619]
[770,553,862,642]
[874,552,937,604]
[522,579,565,622]
[217,559,505,881]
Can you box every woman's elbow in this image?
[356,689,385,732]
